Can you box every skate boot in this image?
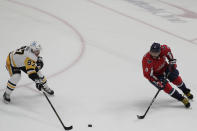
[185,91,193,100]
[181,97,190,108]
[38,76,54,95]
[43,86,54,95]
[3,92,11,104]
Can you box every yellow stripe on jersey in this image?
[11,53,17,67]
[6,54,13,76]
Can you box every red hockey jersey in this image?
[142,45,174,82]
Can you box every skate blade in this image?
[3,99,10,104]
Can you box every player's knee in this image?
[37,70,44,77]
[9,74,21,85]
[167,69,179,82]
[7,74,21,91]
[40,76,47,84]
[164,83,173,94]
[172,76,183,86]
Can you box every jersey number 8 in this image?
[27,60,35,66]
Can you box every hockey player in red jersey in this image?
[142,42,193,108]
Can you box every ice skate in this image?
[185,92,193,100]
[43,86,54,95]
[3,92,11,104]
[181,97,190,108]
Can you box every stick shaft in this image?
[43,92,66,128]
[142,89,161,118]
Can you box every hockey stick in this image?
[43,91,73,130]
[137,89,161,119]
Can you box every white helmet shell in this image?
[29,41,42,52]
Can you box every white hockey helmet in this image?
[29,41,42,56]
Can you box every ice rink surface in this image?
[0,0,197,131]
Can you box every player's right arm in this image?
[142,57,156,82]
[142,55,164,90]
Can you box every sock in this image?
[170,89,184,101]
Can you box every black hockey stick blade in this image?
[137,115,145,119]
[64,125,73,130]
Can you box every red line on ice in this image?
[1,0,86,90]
[190,38,197,42]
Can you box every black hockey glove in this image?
[151,79,168,90]
[36,56,44,70]
[150,80,164,90]
[168,59,177,72]
[35,79,44,91]
[156,81,165,90]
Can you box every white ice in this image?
[0,0,197,131]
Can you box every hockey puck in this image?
[88,124,92,127]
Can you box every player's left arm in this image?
[162,45,177,70]
[24,57,40,81]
